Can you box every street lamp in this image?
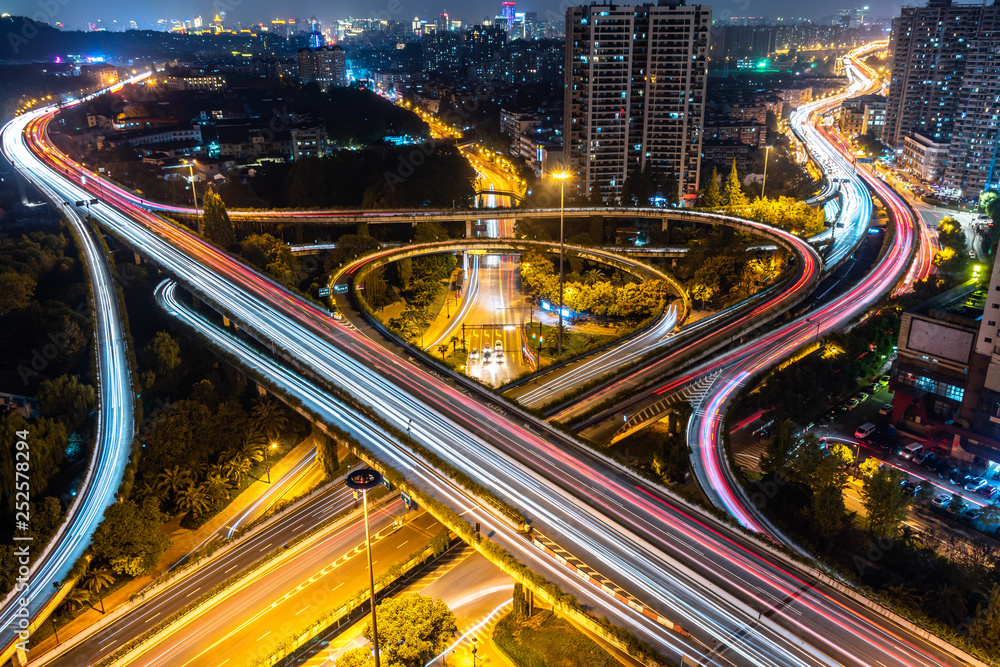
[265,441,277,484]
[345,468,385,667]
[761,145,773,200]
[183,160,201,234]
[552,171,572,357]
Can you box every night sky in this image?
[1,0,904,32]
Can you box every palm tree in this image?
[155,465,192,502]
[584,269,604,286]
[203,473,231,503]
[926,584,968,626]
[175,482,210,519]
[80,567,115,614]
[449,335,460,352]
[61,587,93,613]
[437,344,449,360]
[135,482,158,503]
[223,455,253,487]
[236,430,266,465]
[883,583,923,611]
[252,396,288,443]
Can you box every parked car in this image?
[948,469,968,486]
[966,477,988,493]
[878,375,890,386]
[931,494,952,508]
[938,464,959,480]
[981,485,1000,500]
[845,398,861,411]
[816,415,831,427]
[899,443,923,461]
[963,507,981,522]
[878,403,892,415]
[854,423,877,440]
[869,382,881,393]
[900,480,919,496]
[916,451,936,466]
[855,391,871,403]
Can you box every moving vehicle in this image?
[899,442,923,461]
[495,340,504,352]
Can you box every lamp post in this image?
[760,145,773,200]
[345,468,384,667]
[552,172,571,357]
[265,442,277,484]
[184,160,201,234]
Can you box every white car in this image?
[931,494,951,509]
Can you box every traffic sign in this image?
[318,287,331,297]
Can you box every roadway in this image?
[34,482,364,665]
[0,92,137,660]
[112,508,439,667]
[5,84,980,667]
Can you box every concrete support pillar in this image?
[466,219,473,238]
[133,250,142,265]
[222,315,230,327]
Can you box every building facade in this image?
[297,46,348,89]
[564,0,710,202]
[901,133,950,182]
[884,0,1000,199]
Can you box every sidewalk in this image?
[34,435,321,654]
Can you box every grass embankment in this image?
[493,611,620,667]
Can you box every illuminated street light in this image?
[183,159,201,233]
[761,145,773,200]
[345,468,385,667]
[552,171,572,357]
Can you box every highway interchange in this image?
[0,44,980,667]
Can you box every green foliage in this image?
[323,234,380,273]
[724,160,748,213]
[0,413,66,513]
[38,374,96,431]
[494,611,620,667]
[969,584,1000,649]
[334,648,374,667]
[314,425,341,479]
[146,331,181,377]
[90,497,171,576]
[861,467,911,539]
[0,272,36,314]
[201,189,235,246]
[363,595,457,667]
[743,196,826,236]
[702,166,722,208]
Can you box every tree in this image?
[147,331,181,376]
[80,566,115,613]
[155,465,193,503]
[201,189,236,246]
[759,420,797,478]
[90,497,171,577]
[860,467,911,539]
[314,425,340,478]
[252,396,288,443]
[175,482,210,519]
[222,455,253,486]
[811,483,847,541]
[437,344,449,360]
[724,160,748,213]
[0,272,35,314]
[449,335,460,352]
[969,584,1000,648]
[61,587,93,613]
[364,595,457,667]
[335,648,373,667]
[702,166,721,208]
[203,473,231,504]
[38,375,96,431]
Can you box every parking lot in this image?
[732,376,1000,545]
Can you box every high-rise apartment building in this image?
[297,45,347,90]
[564,0,710,202]
[883,1,999,147]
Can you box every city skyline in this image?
[1,0,899,33]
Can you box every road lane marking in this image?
[258,631,271,641]
[296,606,309,615]
[396,540,408,548]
